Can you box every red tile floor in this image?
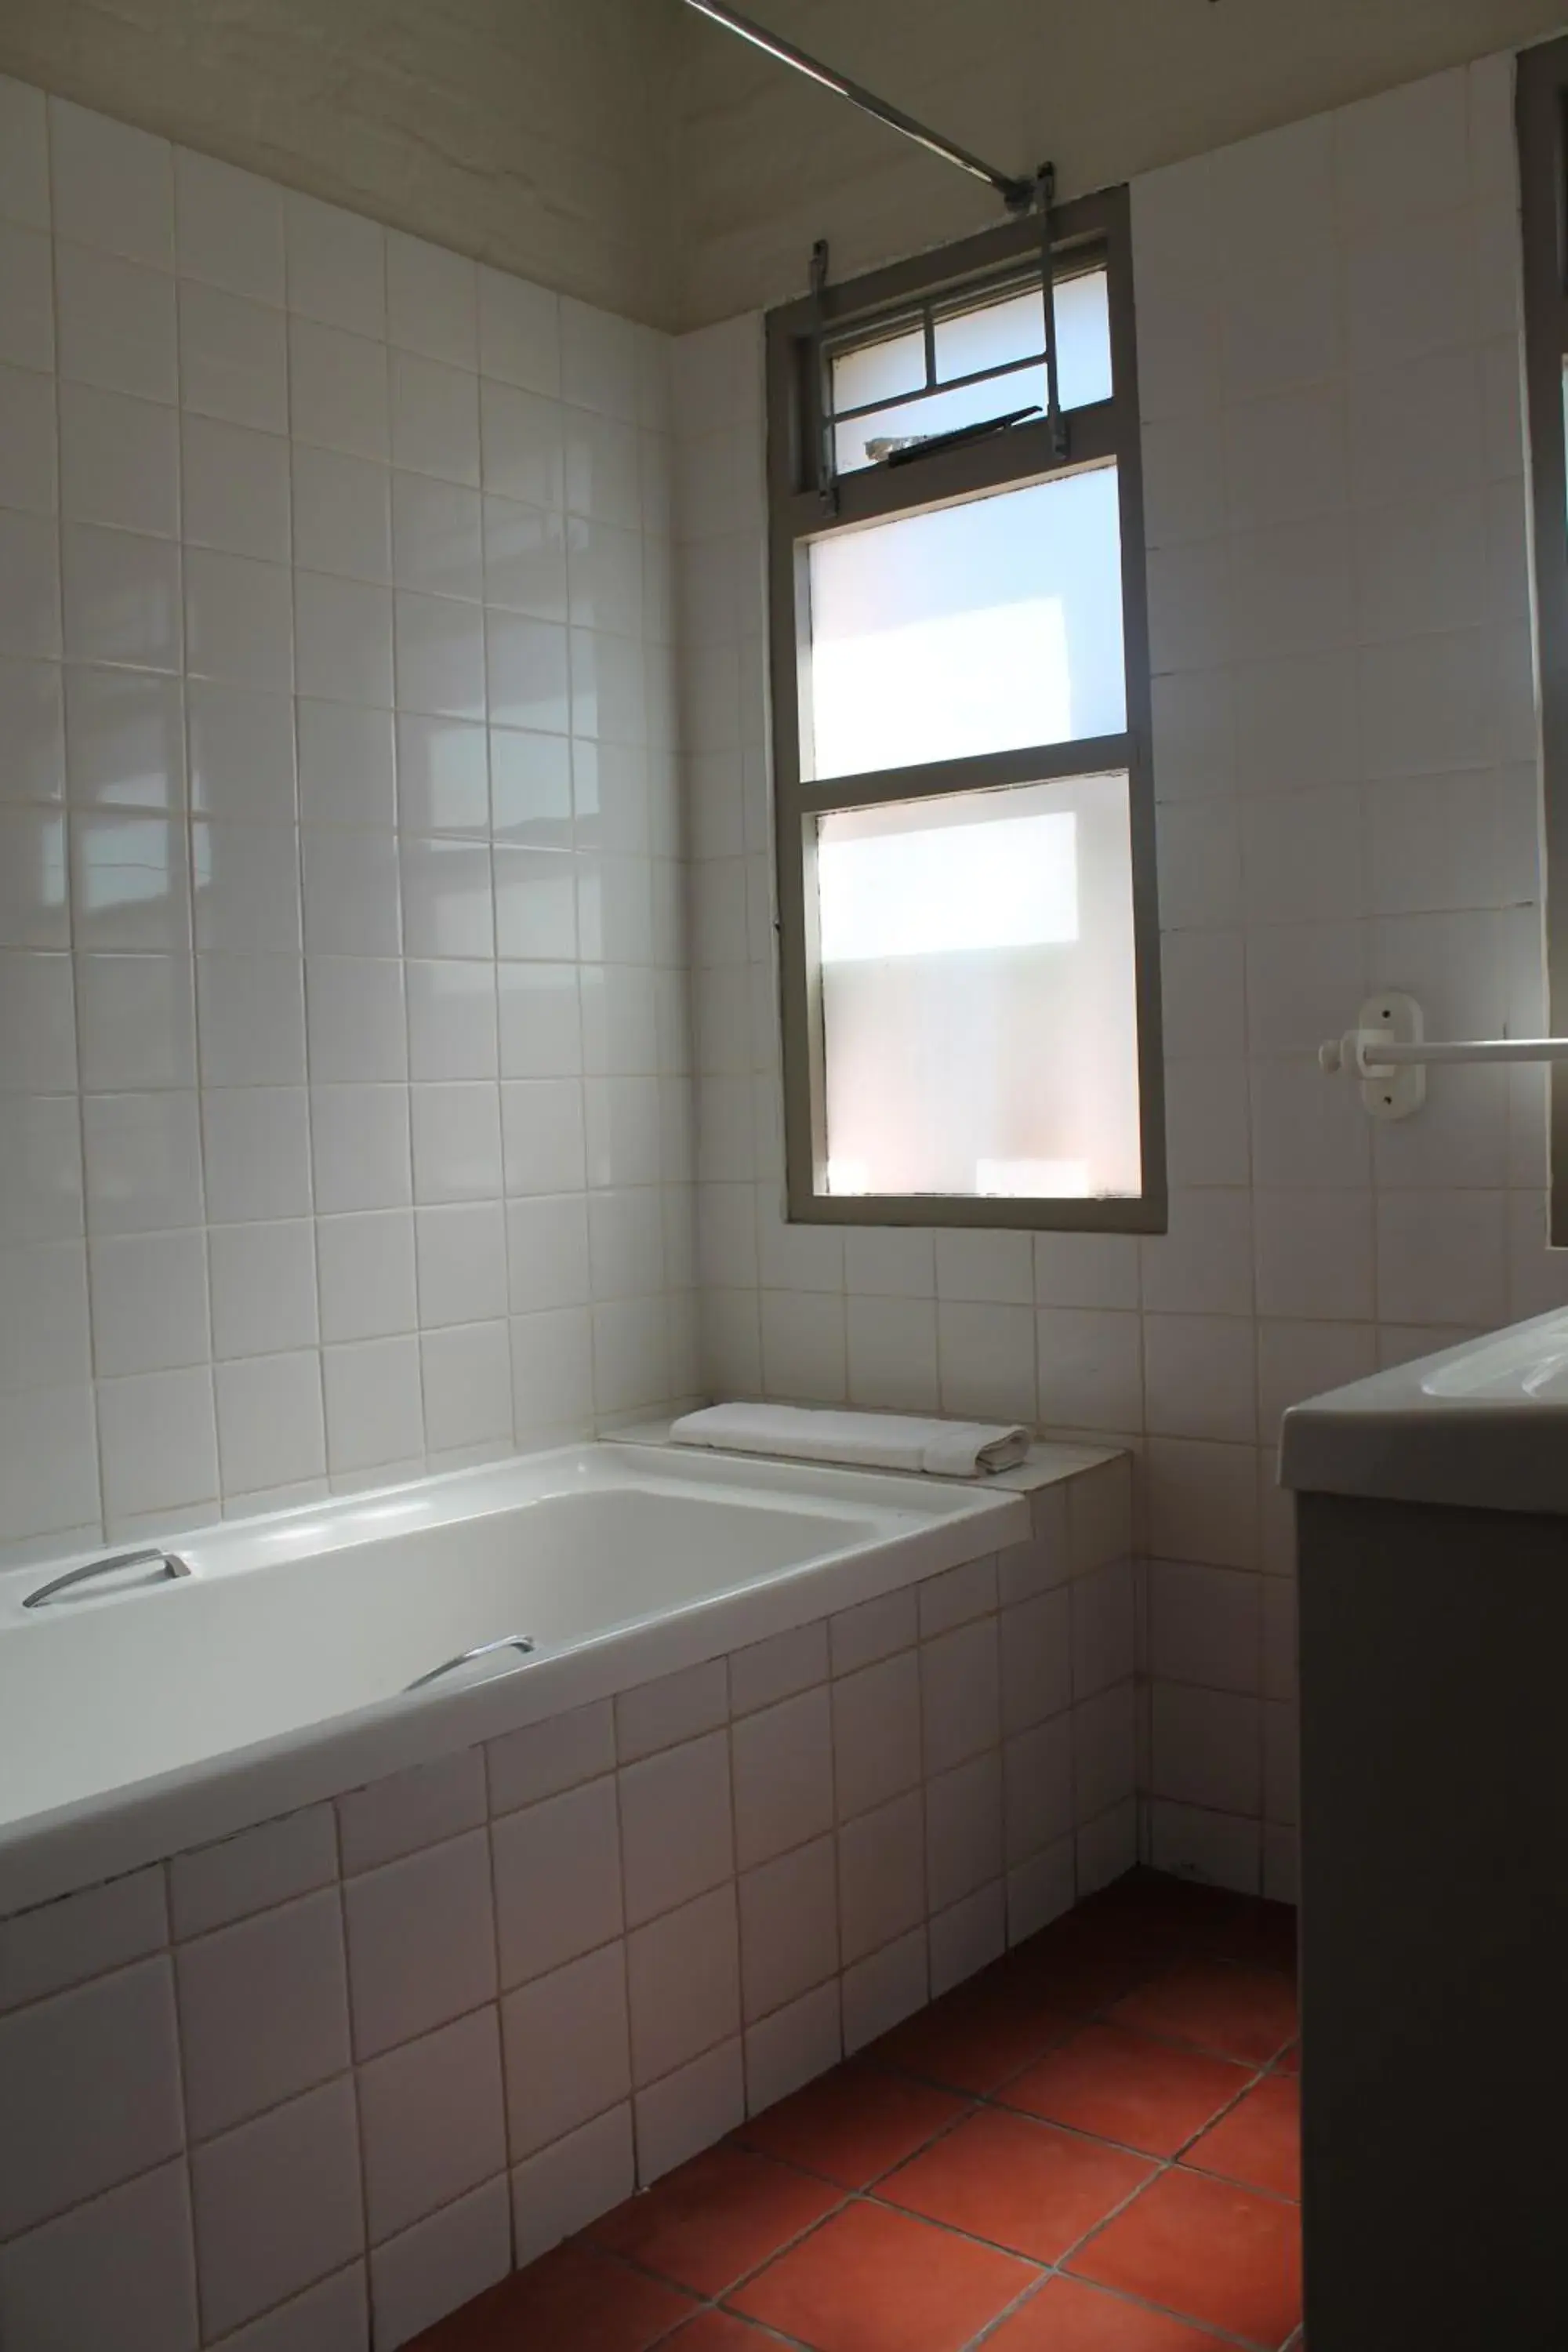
[415,1871,1302,2352]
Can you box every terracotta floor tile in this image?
[1000,2023,1251,2157]
[1207,1898,1298,1978]
[1109,1961,1299,2067]
[728,2198,1039,2352]
[663,2315,773,2350]
[1074,1871,1247,1956]
[1069,2168,1303,2347]
[1182,2074,1301,2200]
[408,2244,698,2350]
[879,2104,1155,2264]
[1278,2043,1301,2074]
[735,2059,965,2187]
[869,1965,1078,2092]
[996,1921,1163,2016]
[586,2143,843,2296]
[986,2274,1236,2350]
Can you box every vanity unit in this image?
[1282,1313,1568,2352]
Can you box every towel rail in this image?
[1319,993,1568,1119]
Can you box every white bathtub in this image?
[0,1439,1029,1916]
[0,1439,1136,2350]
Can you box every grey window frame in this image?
[764,184,1167,1233]
[1519,38,1568,1244]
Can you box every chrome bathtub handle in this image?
[23,1547,191,1611]
[404,1635,536,1692]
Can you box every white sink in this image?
[1281,1309,1568,1514]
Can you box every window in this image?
[765,187,1163,1229]
[1519,38,1568,1243]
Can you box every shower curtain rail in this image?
[679,0,1038,212]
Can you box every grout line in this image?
[543,1941,1298,2352]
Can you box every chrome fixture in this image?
[23,1547,191,1610]
[679,0,1038,212]
[404,1635,537,1692]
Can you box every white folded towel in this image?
[668,1403,1031,1479]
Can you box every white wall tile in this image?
[0,75,49,230]
[343,1830,496,2057]
[182,413,291,562]
[190,2078,363,2339]
[82,1087,205,1236]
[743,1980,841,2115]
[920,1621,1001,1777]
[174,150,283,304]
[614,1659,727,1762]
[0,1957,183,2234]
[96,1364,219,1518]
[180,281,287,432]
[285,194,385,337]
[56,243,176,401]
[1004,1714,1073,1867]
[370,2176,508,2352]
[176,1889,350,2139]
[391,351,481,485]
[731,1686,833,1869]
[510,2103,632,2268]
[0,2161,198,2352]
[358,2006,506,2242]
[89,1229,209,1376]
[59,382,174,535]
[618,1728,733,1926]
[0,1866,166,2013]
[290,318,390,460]
[501,1942,631,2160]
[1151,1682,1262,1817]
[837,1790,924,1965]
[840,1927,928,2056]
[925,1752,1004,1913]
[633,2037,744,2183]
[169,1806,337,1938]
[387,233,477,370]
[832,1651,920,1822]
[487,1701,615,1817]
[626,1882,740,2084]
[215,1350,327,1494]
[738,1836,838,2023]
[339,1749,485,1876]
[492,1774,623,1987]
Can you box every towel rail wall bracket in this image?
[1319,992,1568,1120]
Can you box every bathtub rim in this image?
[0,1439,1034,1918]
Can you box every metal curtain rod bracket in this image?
[1319,992,1568,1120]
[681,0,1038,212]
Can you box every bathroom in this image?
[2,0,1566,2344]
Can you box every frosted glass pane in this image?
[832,325,925,414]
[833,270,1111,474]
[815,775,1142,1200]
[804,470,1126,779]
[1057,271,1113,410]
[933,287,1041,383]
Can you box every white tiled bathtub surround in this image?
[0,79,694,1564]
[679,50,1551,1904]
[0,1456,1132,2350]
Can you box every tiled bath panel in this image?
[0,75,697,1570]
[677,48,1550,1904]
[0,1460,1133,2350]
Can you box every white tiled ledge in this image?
[0,1458,1134,2351]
